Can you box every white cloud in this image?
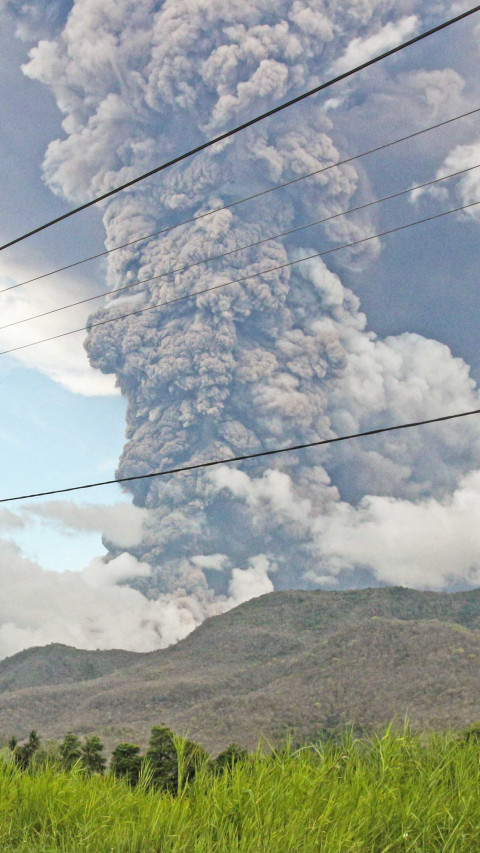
[0,260,118,396]
[433,141,480,218]
[0,539,207,658]
[23,501,148,548]
[211,467,312,523]
[228,554,275,605]
[191,553,229,570]
[83,551,151,588]
[0,534,280,660]
[210,462,480,591]
[314,469,480,589]
[0,509,24,532]
[331,16,419,76]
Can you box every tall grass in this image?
[1,728,480,851]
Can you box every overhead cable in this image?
[1,4,479,254]
[1,408,479,504]
[2,106,479,294]
[1,196,478,357]
[1,163,478,333]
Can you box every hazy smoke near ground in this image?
[3,0,480,655]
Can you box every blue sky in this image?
[0,14,129,571]
[1,0,480,657]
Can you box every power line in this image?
[3,106,479,294]
[1,407,479,504]
[1,196,478,357]
[1,163,478,334]
[1,5,479,254]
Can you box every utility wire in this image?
[3,106,479,294]
[1,196,478,357]
[1,163,478,333]
[1,408,479,504]
[1,5,479,254]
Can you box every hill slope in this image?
[0,644,143,693]
[1,587,480,752]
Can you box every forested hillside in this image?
[2,587,480,752]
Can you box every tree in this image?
[80,736,106,775]
[30,740,62,771]
[213,743,248,772]
[144,726,178,792]
[8,736,17,752]
[144,725,206,793]
[28,730,40,751]
[14,730,41,771]
[60,732,82,770]
[111,743,142,786]
[175,733,208,790]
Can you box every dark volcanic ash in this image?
[10,0,480,642]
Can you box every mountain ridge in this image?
[2,587,480,753]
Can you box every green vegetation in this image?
[5,588,480,754]
[2,726,480,851]
[12,729,41,770]
[110,741,142,786]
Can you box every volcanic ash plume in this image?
[15,0,480,622]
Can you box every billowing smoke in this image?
[3,0,480,655]
[0,516,273,658]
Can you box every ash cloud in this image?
[2,0,480,655]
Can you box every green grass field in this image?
[1,728,480,852]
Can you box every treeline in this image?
[4,725,248,792]
[6,720,480,797]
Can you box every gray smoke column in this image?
[79,0,374,598]
[16,0,480,610]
